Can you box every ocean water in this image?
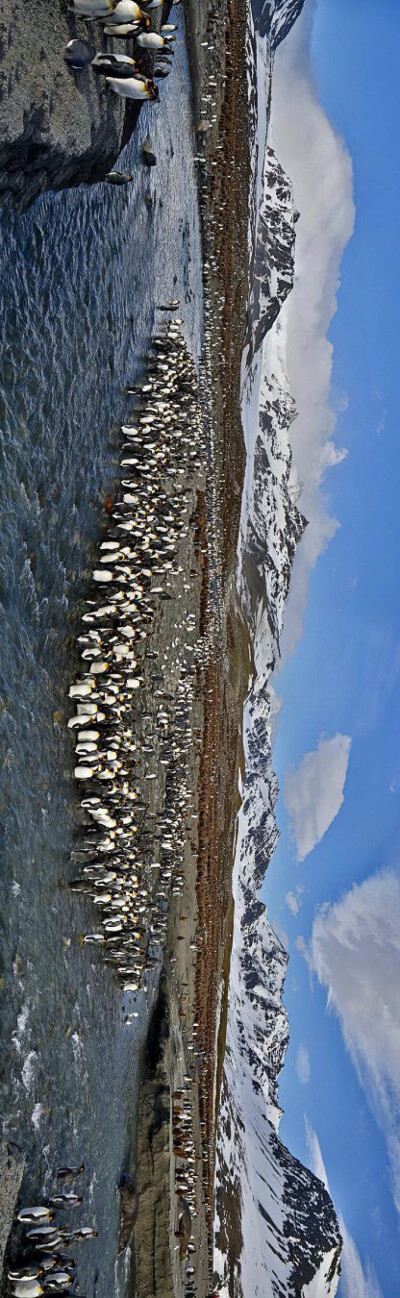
[0,16,202,1294]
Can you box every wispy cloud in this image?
[309,867,400,1216]
[270,0,355,656]
[285,889,299,915]
[339,1220,384,1298]
[304,1121,383,1298]
[296,1043,311,1084]
[283,733,351,861]
[304,1117,329,1187]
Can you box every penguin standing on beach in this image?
[105,172,135,184]
[100,0,143,21]
[64,39,95,68]
[56,1163,85,1180]
[105,75,159,99]
[69,0,114,15]
[91,52,139,75]
[135,29,174,48]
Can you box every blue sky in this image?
[263,2,400,1294]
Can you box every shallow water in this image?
[0,17,202,1294]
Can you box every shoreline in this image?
[131,0,254,1289]
[0,0,253,1291]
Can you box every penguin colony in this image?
[67,318,205,1005]
[68,0,249,1284]
[6,1165,95,1298]
[172,1085,198,1261]
[164,1,252,1261]
[67,0,180,100]
[66,320,215,1296]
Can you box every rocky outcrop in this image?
[0,0,139,210]
[117,1173,139,1256]
[0,1140,25,1273]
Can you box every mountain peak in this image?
[250,0,306,44]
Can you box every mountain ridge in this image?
[213,2,342,1292]
[251,0,306,44]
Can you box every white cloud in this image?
[270,0,355,656]
[283,733,351,861]
[304,1117,329,1187]
[296,1042,311,1084]
[285,889,299,915]
[339,1220,384,1298]
[304,1122,383,1298]
[295,933,307,955]
[309,868,400,1216]
[389,775,400,794]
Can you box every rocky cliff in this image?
[0,0,137,210]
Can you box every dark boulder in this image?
[142,136,157,167]
[117,1172,139,1255]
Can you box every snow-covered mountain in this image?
[251,0,306,43]
[269,0,306,46]
[214,678,342,1298]
[215,297,342,1295]
[213,3,342,1294]
[247,147,299,361]
[214,317,341,1294]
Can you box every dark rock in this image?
[0,0,140,210]
[141,136,156,166]
[0,1139,25,1271]
[117,1171,139,1255]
